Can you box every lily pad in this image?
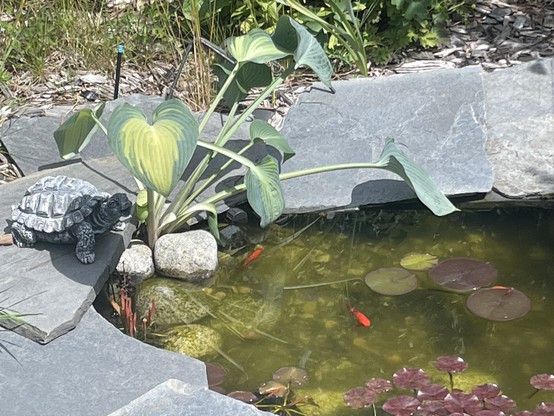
[364,268,418,296]
[466,287,531,321]
[273,366,308,386]
[429,258,497,292]
[400,253,438,271]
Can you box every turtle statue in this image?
[10,175,132,264]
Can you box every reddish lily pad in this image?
[417,383,449,401]
[485,395,516,411]
[466,287,531,321]
[259,380,288,397]
[364,268,418,296]
[343,387,377,409]
[382,395,420,416]
[530,374,554,391]
[418,400,448,416]
[392,367,430,389]
[429,258,497,292]
[433,355,467,373]
[365,377,393,393]
[227,390,257,403]
[472,383,501,399]
[205,362,225,386]
[444,392,482,414]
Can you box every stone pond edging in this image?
[0,59,552,415]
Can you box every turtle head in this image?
[103,193,132,220]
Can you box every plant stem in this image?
[284,277,361,290]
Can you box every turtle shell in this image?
[11,176,109,233]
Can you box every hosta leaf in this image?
[249,119,295,162]
[244,155,284,227]
[227,29,288,64]
[374,138,459,216]
[213,61,273,107]
[272,16,333,87]
[53,102,105,159]
[107,99,198,197]
[400,253,438,271]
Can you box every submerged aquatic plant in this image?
[343,356,551,416]
[226,366,315,415]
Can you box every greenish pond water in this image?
[99,207,554,415]
[207,208,554,415]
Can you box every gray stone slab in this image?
[279,65,493,213]
[0,307,207,416]
[0,157,136,343]
[483,58,554,198]
[0,94,251,175]
[110,379,271,416]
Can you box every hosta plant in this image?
[53,15,458,249]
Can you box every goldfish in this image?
[348,305,371,327]
[241,244,264,267]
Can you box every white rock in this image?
[154,230,218,282]
[116,240,155,287]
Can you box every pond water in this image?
[102,207,554,415]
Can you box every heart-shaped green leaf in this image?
[107,99,198,197]
[273,16,333,87]
[374,138,459,216]
[53,102,105,159]
[244,155,284,227]
[227,28,289,64]
[249,120,295,162]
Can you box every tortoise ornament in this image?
[10,175,132,264]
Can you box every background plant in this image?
[53,16,458,250]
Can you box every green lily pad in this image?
[400,253,438,271]
[429,258,497,292]
[466,287,531,321]
[364,268,418,296]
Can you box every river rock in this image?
[155,324,222,359]
[135,277,209,326]
[116,240,155,287]
[154,230,218,282]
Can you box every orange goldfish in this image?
[241,244,264,267]
[348,305,371,327]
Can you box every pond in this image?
[99,207,554,415]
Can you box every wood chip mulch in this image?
[1,0,552,185]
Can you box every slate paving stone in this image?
[483,58,554,198]
[0,157,136,343]
[109,379,272,416]
[279,65,494,213]
[0,307,209,416]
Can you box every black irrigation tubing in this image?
[114,43,123,99]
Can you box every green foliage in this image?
[277,0,468,68]
[53,18,458,248]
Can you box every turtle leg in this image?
[73,222,96,264]
[11,223,37,248]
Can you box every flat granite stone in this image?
[0,94,251,175]
[279,65,493,213]
[0,157,136,343]
[110,379,271,416]
[0,307,209,416]
[483,58,554,198]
